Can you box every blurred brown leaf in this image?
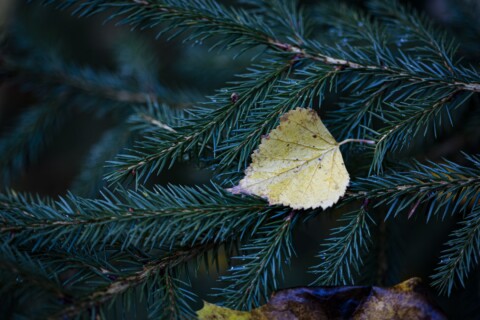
[197,278,447,320]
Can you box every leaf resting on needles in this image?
[229,107,349,210]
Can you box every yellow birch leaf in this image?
[230,107,349,210]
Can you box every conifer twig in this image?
[432,205,480,295]
[311,207,373,285]
[267,38,480,93]
[218,213,297,309]
[52,243,215,319]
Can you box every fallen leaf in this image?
[229,107,349,210]
[196,302,255,320]
[197,278,447,320]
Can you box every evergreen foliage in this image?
[1,0,480,318]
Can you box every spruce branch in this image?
[52,243,213,319]
[106,59,292,184]
[149,269,197,319]
[368,0,458,73]
[371,90,473,172]
[39,0,480,93]
[283,37,480,95]
[315,1,478,169]
[304,1,480,94]
[36,0,480,184]
[248,0,308,43]
[4,0,480,314]
[311,206,374,286]
[351,156,480,220]
[128,101,186,135]
[41,0,278,51]
[330,81,390,140]
[217,212,297,309]
[313,1,389,59]
[0,189,57,212]
[0,184,273,251]
[432,205,480,295]
[0,245,146,310]
[71,102,182,196]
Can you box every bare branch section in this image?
[138,113,177,133]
